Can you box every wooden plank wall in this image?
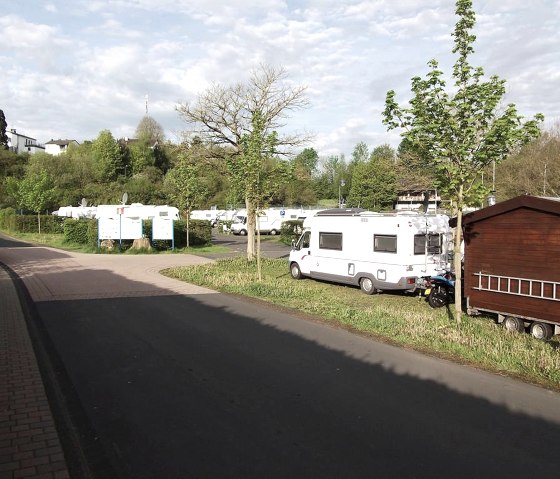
[464,208,560,323]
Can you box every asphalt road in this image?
[1,234,560,478]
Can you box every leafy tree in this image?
[164,153,208,247]
[281,148,318,205]
[0,109,8,149]
[351,142,369,165]
[177,64,310,260]
[0,149,27,208]
[92,130,123,182]
[135,115,165,144]
[383,0,544,322]
[494,127,560,200]
[128,140,155,175]
[347,145,397,210]
[228,111,290,278]
[314,154,349,205]
[12,169,57,233]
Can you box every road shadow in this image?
[10,264,560,479]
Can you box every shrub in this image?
[63,219,95,244]
[87,220,98,248]
[174,219,212,247]
[280,220,304,245]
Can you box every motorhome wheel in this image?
[269,229,278,235]
[503,316,524,333]
[529,322,553,341]
[359,277,376,295]
[239,229,247,236]
[290,263,302,280]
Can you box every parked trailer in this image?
[289,209,451,293]
[455,195,560,340]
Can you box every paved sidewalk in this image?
[0,265,70,479]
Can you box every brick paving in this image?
[0,266,70,479]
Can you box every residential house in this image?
[45,139,79,156]
[6,129,45,154]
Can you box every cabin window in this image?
[319,232,343,250]
[414,234,442,255]
[374,234,397,253]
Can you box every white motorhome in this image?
[53,206,97,219]
[289,208,451,294]
[190,208,225,227]
[230,208,284,235]
[96,203,179,220]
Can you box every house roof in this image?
[449,195,560,227]
[45,139,78,146]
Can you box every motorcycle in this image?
[426,271,456,308]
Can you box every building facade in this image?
[6,129,45,154]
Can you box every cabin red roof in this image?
[449,195,560,227]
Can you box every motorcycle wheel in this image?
[428,285,449,308]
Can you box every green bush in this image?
[63,219,95,244]
[0,208,16,231]
[87,220,98,248]
[280,220,304,245]
[174,219,212,247]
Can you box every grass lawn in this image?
[162,257,560,391]
[0,230,232,255]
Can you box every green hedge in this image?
[143,219,211,249]
[0,208,16,231]
[174,219,212,248]
[12,214,65,234]
[63,219,97,245]
[280,220,304,245]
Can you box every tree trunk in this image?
[256,212,262,281]
[454,187,463,324]
[37,212,41,235]
[186,209,190,248]
[246,197,256,260]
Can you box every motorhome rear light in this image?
[407,277,416,285]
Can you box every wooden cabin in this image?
[455,195,560,339]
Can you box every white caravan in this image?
[53,206,97,219]
[96,203,180,220]
[229,207,315,235]
[289,208,451,294]
[190,208,225,227]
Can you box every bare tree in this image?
[176,64,311,259]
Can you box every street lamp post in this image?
[338,180,345,208]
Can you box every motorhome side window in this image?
[319,232,342,251]
[374,234,397,253]
[413,234,442,255]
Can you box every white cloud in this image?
[1,0,558,158]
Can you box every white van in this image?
[289,209,451,294]
[230,209,285,235]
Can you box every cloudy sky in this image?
[2,0,559,158]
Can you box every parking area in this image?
[203,231,292,259]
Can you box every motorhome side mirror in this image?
[291,239,296,249]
